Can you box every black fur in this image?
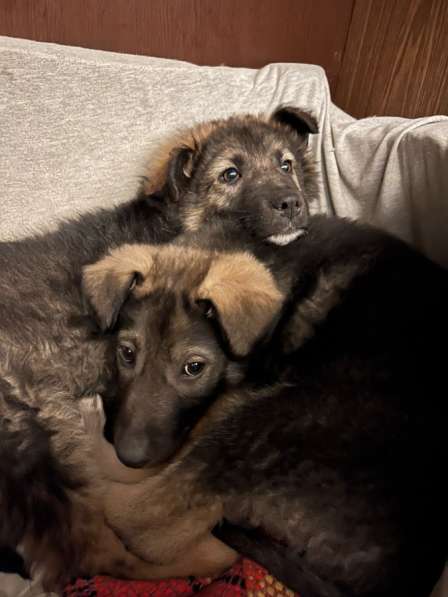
[90,213,447,597]
[178,215,448,597]
[79,208,447,596]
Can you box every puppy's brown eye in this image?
[280,159,292,173]
[221,167,240,184]
[183,361,205,377]
[118,344,136,367]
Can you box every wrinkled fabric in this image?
[64,558,297,597]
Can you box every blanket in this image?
[64,559,297,597]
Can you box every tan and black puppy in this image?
[83,243,283,470]
[84,217,448,597]
[145,106,318,246]
[81,242,285,575]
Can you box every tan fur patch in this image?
[142,131,192,194]
[182,204,208,231]
[197,252,283,356]
[291,169,302,192]
[84,244,284,356]
[84,244,208,312]
[143,120,226,194]
[84,245,155,292]
[80,396,237,578]
[82,244,157,328]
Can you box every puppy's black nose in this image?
[271,196,302,218]
[114,432,151,468]
[114,424,182,468]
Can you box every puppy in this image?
[82,242,284,468]
[81,242,284,571]
[83,216,448,597]
[145,105,318,245]
[0,103,316,586]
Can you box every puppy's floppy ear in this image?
[144,120,221,196]
[165,144,196,201]
[271,105,318,142]
[82,244,155,331]
[196,253,284,356]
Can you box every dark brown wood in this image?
[5,0,445,117]
[335,0,448,118]
[0,0,354,92]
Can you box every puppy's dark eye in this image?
[221,167,240,184]
[118,344,136,367]
[280,159,292,173]
[183,361,205,377]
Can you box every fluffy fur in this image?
[0,104,316,586]
[0,103,314,588]
[0,194,183,587]
[145,106,318,242]
[84,215,448,597]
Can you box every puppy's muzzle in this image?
[114,424,182,468]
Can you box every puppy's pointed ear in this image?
[82,244,155,331]
[144,121,221,196]
[271,105,318,143]
[196,253,284,356]
[165,144,196,201]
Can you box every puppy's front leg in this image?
[103,474,237,578]
[81,396,237,578]
[149,534,238,579]
[76,510,236,582]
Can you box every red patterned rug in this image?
[64,558,297,596]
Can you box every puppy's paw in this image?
[79,394,106,439]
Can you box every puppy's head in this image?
[83,244,283,468]
[146,105,318,246]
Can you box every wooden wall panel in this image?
[0,0,354,92]
[335,0,448,118]
[3,0,446,117]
